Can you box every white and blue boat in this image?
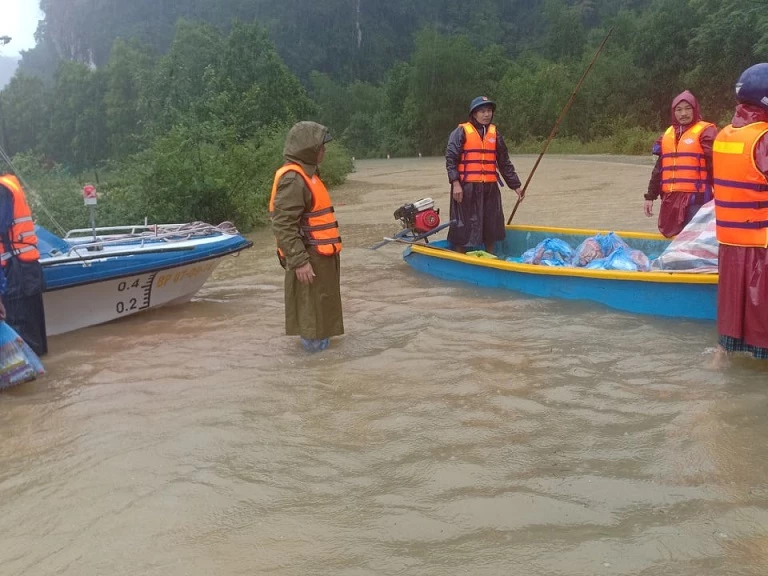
[37,222,252,336]
[403,224,718,321]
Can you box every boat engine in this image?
[371,197,452,250]
[393,198,440,235]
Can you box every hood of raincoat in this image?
[670,90,701,129]
[730,103,768,177]
[731,102,768,128]
[283,121,331,175]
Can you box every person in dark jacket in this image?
[644,91,717,237]
[446,96,523,254]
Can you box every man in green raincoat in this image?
[269,121,344,352]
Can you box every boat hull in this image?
[38,226,252,336]
[403,225,718,321]
[42,257,226,336]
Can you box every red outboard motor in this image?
[371,197,451,249]
[393,198,440,235]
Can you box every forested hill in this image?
[29,0,648,84]
[1,0,766,233]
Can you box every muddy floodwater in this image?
[2,156,768,576]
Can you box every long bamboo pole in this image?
[506,26,615,225]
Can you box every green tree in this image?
[219,21,317,140]
[630,0,703,126]
[0,74,49,156]
[404,28,496,154]
[46,60,109,172]
[104,38,154,158]
[543,0,587,60]
[685,0,766,120]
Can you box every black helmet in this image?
[469,96,496,115]
[735,63,768,111]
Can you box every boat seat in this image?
[34,225,71,258]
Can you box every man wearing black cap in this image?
[445,96,523,254]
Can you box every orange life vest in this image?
[0,174,40,266]
[713,122,768,247]
[660,120,715,200]
[269,163,342,259]
[457,122,498,183]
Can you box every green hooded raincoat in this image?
[270,122,344,340]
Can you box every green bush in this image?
[104,122,340,231]
[9,152,94,234]
[15,124,354,235]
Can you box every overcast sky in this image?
[3,1,42,57]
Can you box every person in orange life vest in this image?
[644,91,718,237]
[0,175,47,355]
[269,121,343,353]
[0,174,47,357]
[711,63,768,363]
[446,96,523,254]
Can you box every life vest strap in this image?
[715,199,768,209]
[16,231,37,241]
[713,178,768,192]
[660,152,706,160]
[0,244,36,262]
[306,236,342,246]
[305,206,334,218]
[716,219,768,230]
[462,149,498,155]
[302,221,339,232]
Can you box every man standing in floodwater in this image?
[712,63,768,362]
[269,121,343,353]
[445,96,523,255]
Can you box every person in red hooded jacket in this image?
[712,63,768,364]
[644,91,718,237]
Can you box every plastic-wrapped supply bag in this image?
[571,232,632,267]
[0,322,45,391]
[651,201,718,273]
[585,247,650,272]
[623,248,651,271]
[571,237,604,267]
[594,231,630,256]
[521,238,574,266]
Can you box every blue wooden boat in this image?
[402,224,718,321]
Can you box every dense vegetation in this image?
[1,0,767,230]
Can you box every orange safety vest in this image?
[713,122,768,247]
[269,163,342,259]
[660,120,715,199]
[0,174,40,266]
[457,122,498,183]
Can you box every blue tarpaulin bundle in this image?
[0,321,45,391]
[585,247,651,272]
[519,238,575,266]
[510,232,652,272]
